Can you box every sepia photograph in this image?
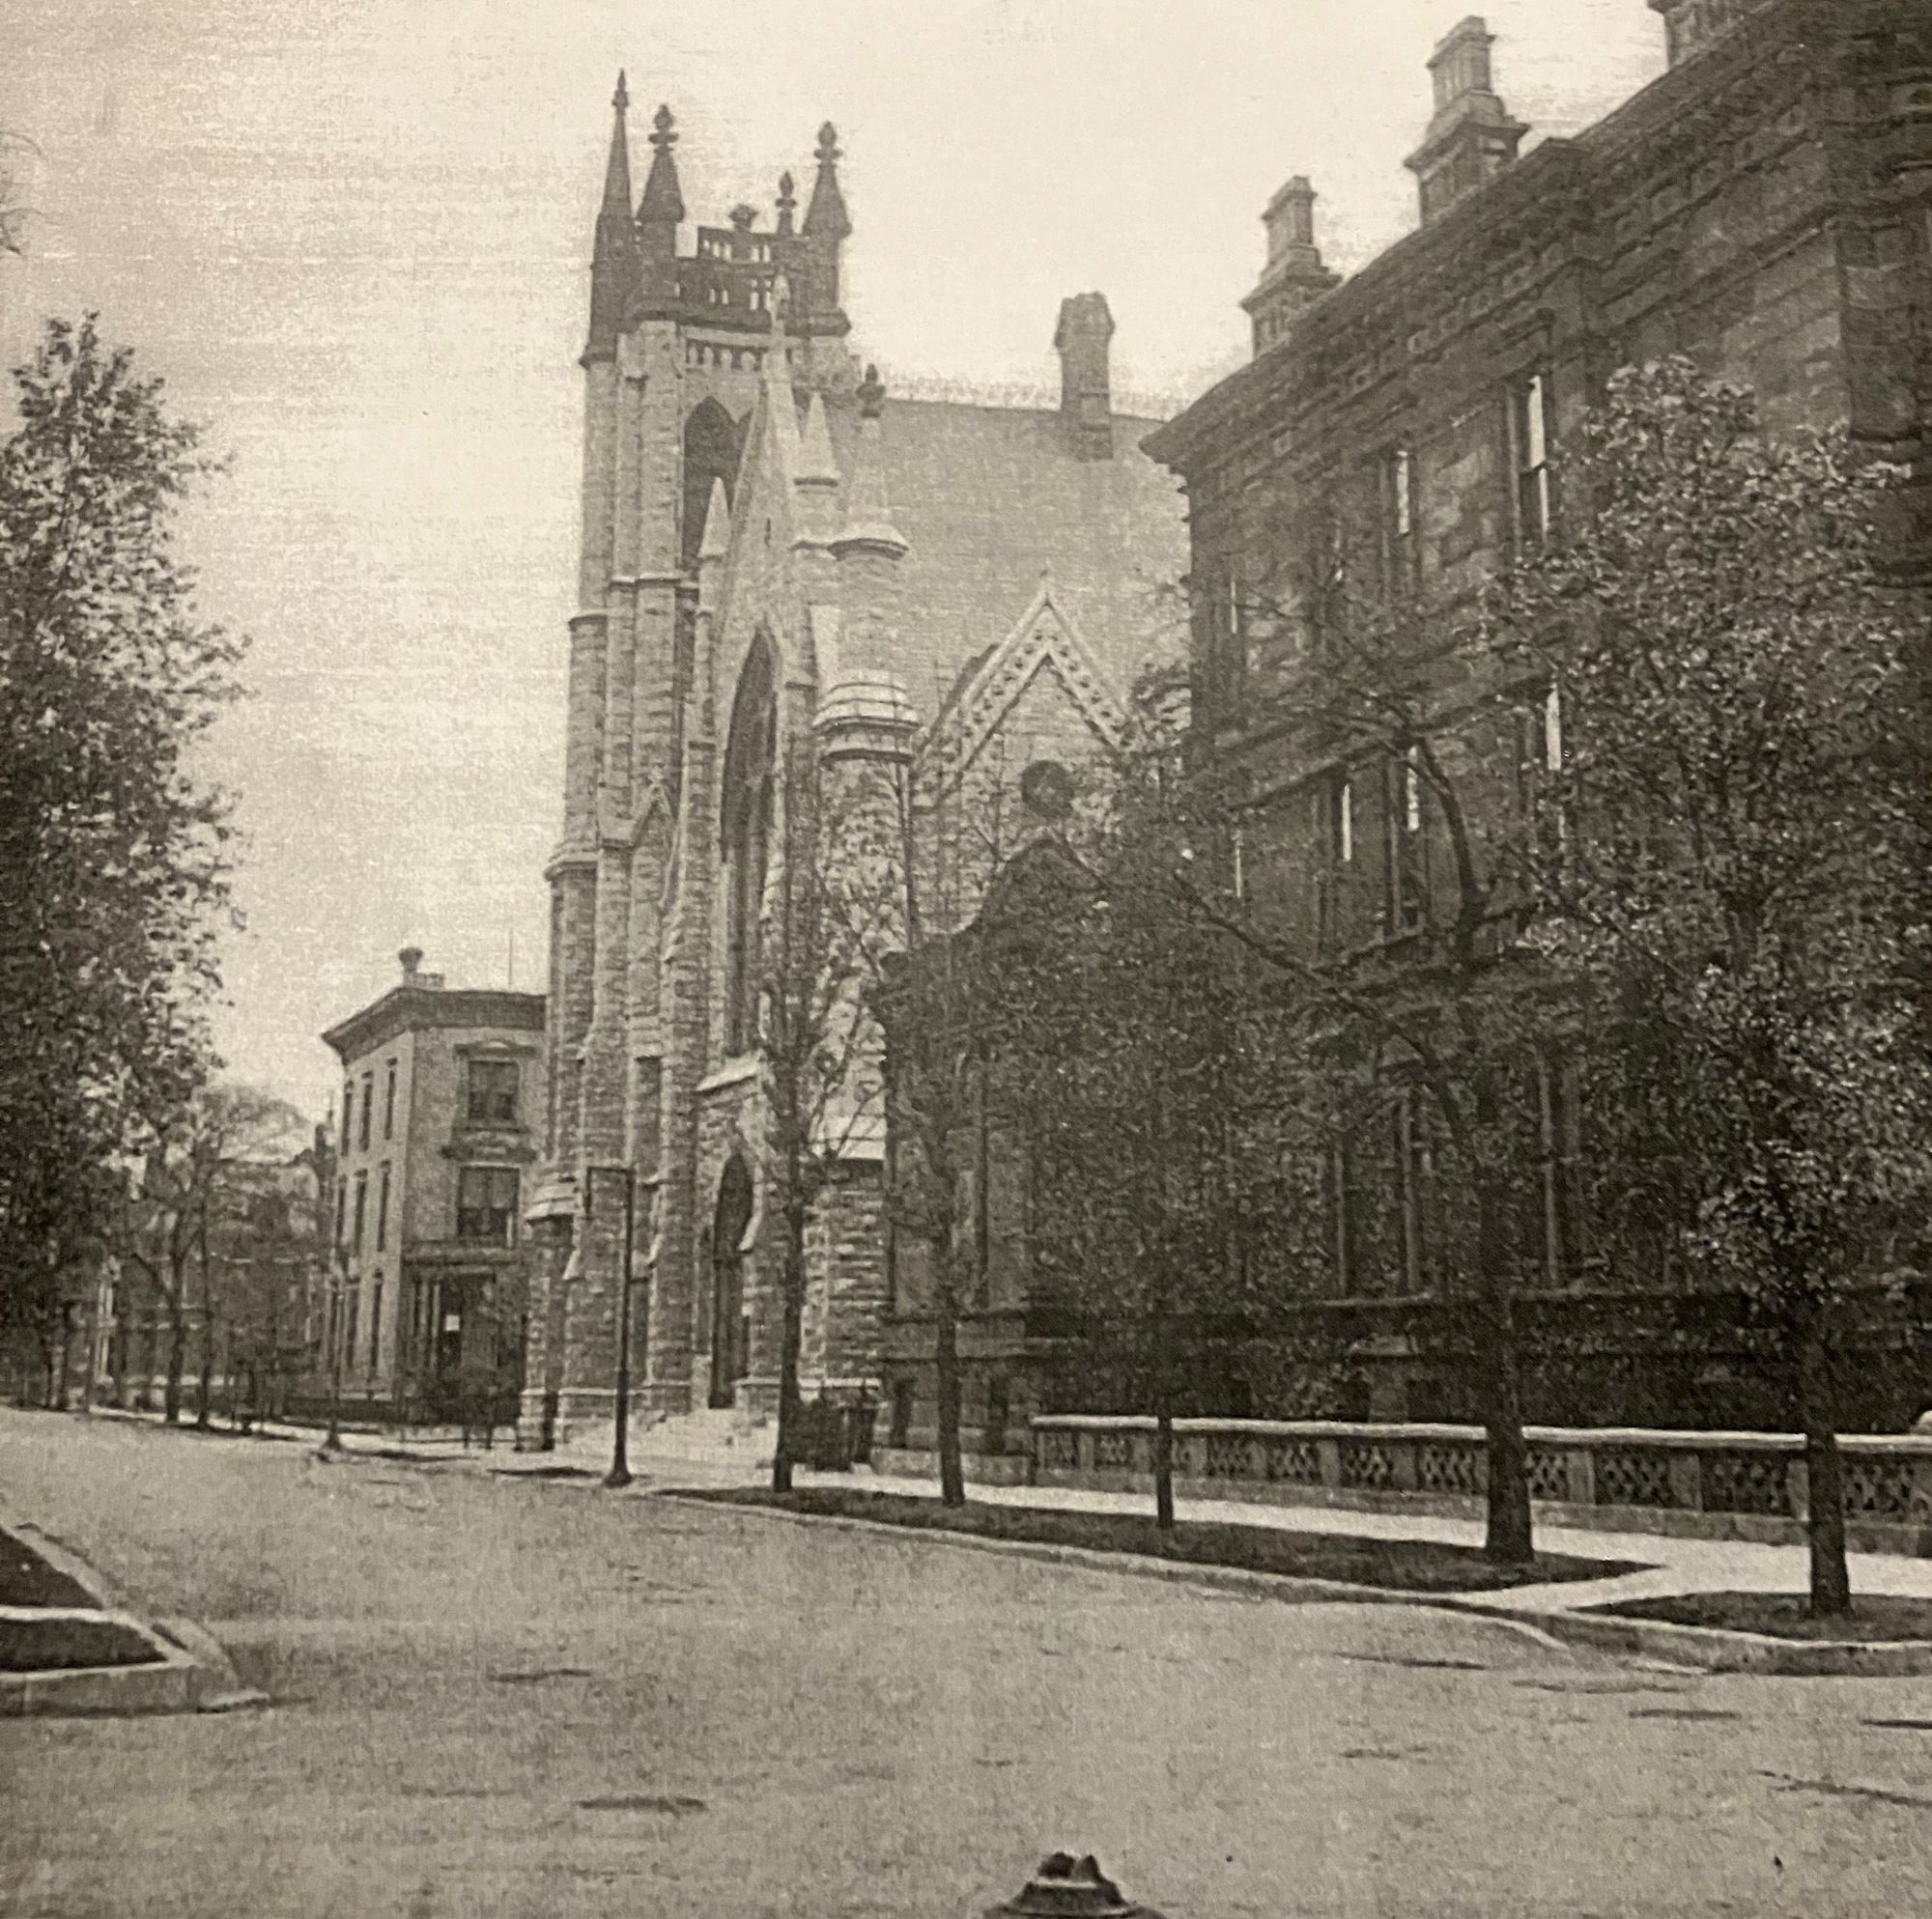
[1,0,1930,1912]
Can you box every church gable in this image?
[935,584,1133,787]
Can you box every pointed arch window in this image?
[722,635,778,1057]
[682,398,744,575]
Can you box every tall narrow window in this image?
[353,1171,368,1249]
[1312,773,1354,952]
[721,637,778,1056]
[358,1074,373,1150]
[384,1059,398,1139]
[344,1286,359,1367]
[342,1085,355,1154]
[1539,1051,1586,1282]
[1511,372,1554,549]
[1325,1141,1354,1292]
[1380,444,1418,598]
[1387,749,1429,934]
[334,1182,346,1247]
[1396,1089,1435,1293]
[376,1163,391,1252]
[369,1278,384,1371]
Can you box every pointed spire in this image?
[761,273,802,474]
[775,171,797,238]
[798,391,838,485]
[637,101,685,257]
[698,476,732,564]
[802,122,851,241]
[585,74,640,363]
[834,365,906,557]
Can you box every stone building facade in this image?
[1140,0,1932,1426]
[322,950,544,1421]
[522,83,1185,1444]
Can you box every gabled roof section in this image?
[935,579,1134,776]
[819,393,1186,718]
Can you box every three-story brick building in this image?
[321,950,544,1423]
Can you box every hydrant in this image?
[985,1853,1167,1918]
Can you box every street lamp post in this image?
[323,1246,347,1453]
[582,1164,637,1490]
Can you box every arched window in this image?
[721,635,777,1056]
[682,398,745,575]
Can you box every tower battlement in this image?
[589,86,852,359]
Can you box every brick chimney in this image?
[1054,293,1115,462]
[1241,176,1340,357]
[1648,0,1772,67]
[1404,16,1528,225]
[398,946,444,990]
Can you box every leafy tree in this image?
[1009,698,1276,1531]
[872,729,1035,1508]
[1490,358,1930,1617]
[0,316,243,1357]
[1165,513,1569,1565]
[115,1084,306,1424]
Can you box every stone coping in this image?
[1031,1415,1932,1455]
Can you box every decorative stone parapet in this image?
[1028,1416,1932,1557]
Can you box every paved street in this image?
[4,1411,1932,1918]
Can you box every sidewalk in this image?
[409,1409,1932,1616]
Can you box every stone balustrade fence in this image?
[1027,1415,1932,1555]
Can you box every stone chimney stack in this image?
[1404,16,1528,225]
[1647,0,1770,67]
[397,946,443,990]
[1242,176,1341,357]
[1054,293,1115,462]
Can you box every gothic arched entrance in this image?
[709,1156,754,1407]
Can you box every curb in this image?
[1471,1601,1932,1677]
[653,1489,1587,1639]
[0,1513,268,1717]
[655,1491,1932,1676]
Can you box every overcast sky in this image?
[0,0,1662,1117]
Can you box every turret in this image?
[638,102,686,269]
[819,366,915,764]
[794,390,840,545]
[1241,176,1340,357]
[800,123,853,331]
[1404,16,1528,226]
[584,73,640,364]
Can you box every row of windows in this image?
[341,1059,399,1156]
[1316,1058,1586,1299]
[1212,369,1556,690]
[333,1164,521,1252]
[1233,685,1562,950]
[339,1058,522,1160]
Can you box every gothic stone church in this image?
[520,82,1185,1443]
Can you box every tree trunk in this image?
[1475,1181,1535,1567]
[163,1295,187,1425]
[1798,1322,1853,1620]
[196,1307,215,1429]
[934,1274,965,1509]
[773,1209,808,1497]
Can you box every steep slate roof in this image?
[820,397,1187,716]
